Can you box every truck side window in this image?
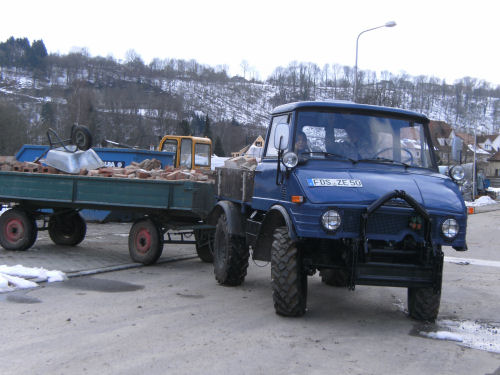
[265,114,290,157]
[161,139,178,166]
[194,143,210,167]
[180,139,192,168]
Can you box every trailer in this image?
[0,171,216,264]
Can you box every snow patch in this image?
[420,319,500,354]
[0,265,66,293]
[465,195,498,207]
[420,330,463,342]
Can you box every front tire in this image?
[0,208,37,251]
[213,213,249,286]
[128,218,163,265]
[408,287,441,322]
[408,256,443,321]
[48,211,86,246]
[271,227,307,317]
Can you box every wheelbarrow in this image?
[35,125,104,174]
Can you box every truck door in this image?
[251,113,292,211]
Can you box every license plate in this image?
[307,178,363,187]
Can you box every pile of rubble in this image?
[0,157,215,183]
[223,155,258,170]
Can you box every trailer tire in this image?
[194,228,214,263]
[320,268,349,287]
[0,208,37,251]
[48,211,86,246]
[129,219,163,265]
[213,213,249,286]
[271,227,307,317]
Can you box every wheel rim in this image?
[135,228,152,254]
[5,218,24,243]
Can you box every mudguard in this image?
[208,200,245,237]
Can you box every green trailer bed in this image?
[0,171,215,218]
[0,171,216,264]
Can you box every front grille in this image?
[342,208,424,236]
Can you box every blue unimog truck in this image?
[210,101,468,321]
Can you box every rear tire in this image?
[213,213,249,286]
[271,227,307,317]
[0,208,37,251]
[128,218,163,265]
[48,211,86,246]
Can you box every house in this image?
[476,135,495,153]
[231,135,265,158]
[486,134,500,152]
[455,132,489,163]
[429,121,457,164]
[486,150,500,177]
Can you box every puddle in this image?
[413,319,500,353]
[176,292,204,299]
[61,277,144,293]
[0,292,41,304]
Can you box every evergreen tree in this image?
[213,136,225,156]
[178,119,190,135]
[203,114,212,139]
[28,39,48,69]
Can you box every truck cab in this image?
[211,101,468,321]
[159,135,212,170]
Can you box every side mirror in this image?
[274,123,289,150]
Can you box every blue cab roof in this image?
[271,101,429,121]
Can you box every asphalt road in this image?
[0,212,499,375]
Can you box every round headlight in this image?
[441,218,459,239]
[321,210,341,231]
[282,152,298,168]
[449,165,465,184]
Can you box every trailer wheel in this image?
[319,268,350,287]
[213,213,249,286]
[194,228,214,263]
[71,125,93,151]
[48,211,86,246]
[128,219,163,265]
[271,227,307,317]
[0,208,38,251]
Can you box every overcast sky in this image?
[2,0,499,85]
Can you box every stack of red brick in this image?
[0,157,215,183]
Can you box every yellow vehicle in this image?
[158,135,212,170]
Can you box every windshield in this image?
[294,110,435,169]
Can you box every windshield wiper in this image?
[299,151,355,163]
[357,157,411,168]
